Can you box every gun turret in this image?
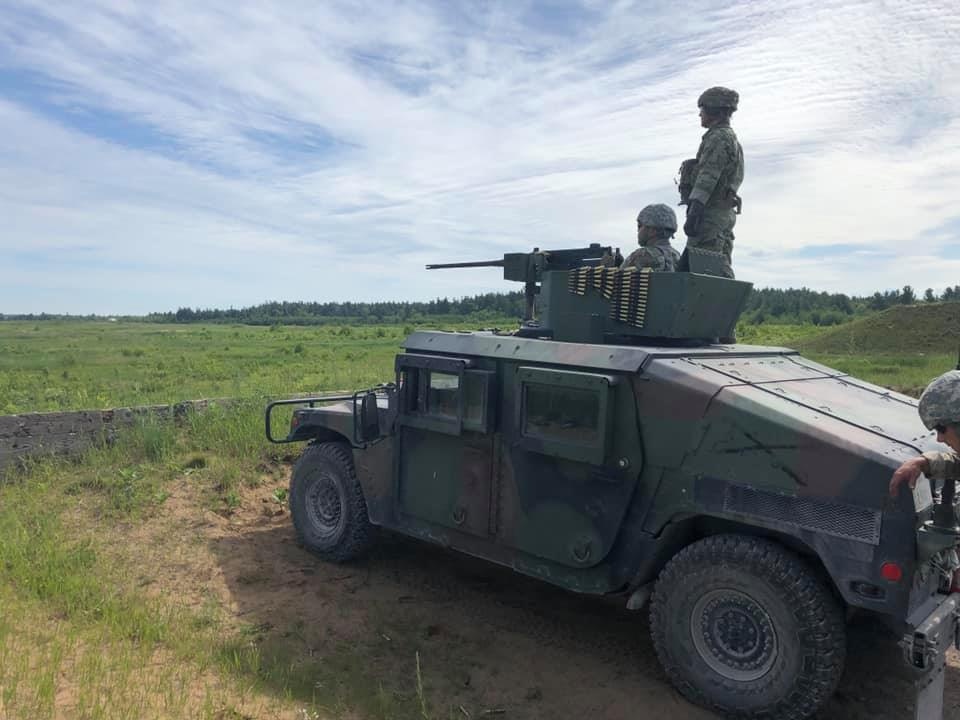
[428,243,752,344]
[427,244,616,322]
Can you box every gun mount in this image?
[428,243,752,345]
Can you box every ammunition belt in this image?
[567,266,651,328]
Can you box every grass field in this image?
[2,310,957,414]
[0,319,512,414]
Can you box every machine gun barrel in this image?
[424,245,616,324]
[425,260,506,270]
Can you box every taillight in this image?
[880,562,903,583]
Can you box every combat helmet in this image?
[637,203,678,232]
[918,370,960,430]
[698,86,739,111]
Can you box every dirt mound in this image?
[797,303,960,355]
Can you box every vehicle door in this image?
[497,365,642,568]
[394,353,496,537]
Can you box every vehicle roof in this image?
[404,330,797,373]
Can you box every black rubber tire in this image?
[289,442,375,562]
[650,534,846,719]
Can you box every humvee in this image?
[266,245,959,719]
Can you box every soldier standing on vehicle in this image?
[889,370,960,496]
[622,203,681,272]
[677,86,744,279]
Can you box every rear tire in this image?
[289,442,375,562]
[650,534,845,719]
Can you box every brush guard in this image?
[265,386,393,446]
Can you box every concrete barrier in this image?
[0,399,228,475]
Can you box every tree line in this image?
[4,285,959,326]
[149,292,528,325]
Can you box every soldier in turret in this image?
[677,86,744,279]
[622,203,681,272]
[889,370,960,496]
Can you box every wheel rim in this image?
[305,471,345,541]
[690,588,778,682]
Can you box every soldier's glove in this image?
[684,199,705,237]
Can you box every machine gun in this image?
[426,243,618,322]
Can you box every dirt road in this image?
[152,478,960,719]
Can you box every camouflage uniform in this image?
[919,370,960,479]
[683,87,744,279]
[624,203,680,272]
[925,452,960,479]
[623,244,680,272]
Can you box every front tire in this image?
[290,442,375,562]
[650,534,845,719]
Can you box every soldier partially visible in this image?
[889,370,960,497]
[622,203,681,272]
[677,86,744,279]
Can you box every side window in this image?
[401,368,421,413]
[523,383,600,444]
[463,370,495,432]
[426,371,460,419]
[517,367,614,464]
[394,355,496,435]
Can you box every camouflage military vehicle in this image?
[266,245,959,720]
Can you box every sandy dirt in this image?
[133,473,960,720]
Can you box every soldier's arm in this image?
[924,451,960,480]
[689,134,733,205]
[889,451,960,496]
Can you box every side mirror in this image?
[359,392,380,441]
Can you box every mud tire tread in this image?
[289,441,376,563]
[650,534,846,720]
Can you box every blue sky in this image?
[1,0,958,314]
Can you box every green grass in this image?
[2,315,957,414]
[796,303,960,355]
[734,322,827,347]
[0,320,513,414]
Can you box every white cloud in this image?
[0,0,958,314]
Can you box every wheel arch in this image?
[295,427,353,447]
[633,513,846,609]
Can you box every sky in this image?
[1,0,958,315]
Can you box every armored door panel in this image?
[398,428,492,536]
[495,366,642,568]
[395,356,496,538]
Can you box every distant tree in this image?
[867,292,887,311]
[924,288,936,303]
[900,285,916,305]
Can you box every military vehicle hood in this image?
[648,351,940,506]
